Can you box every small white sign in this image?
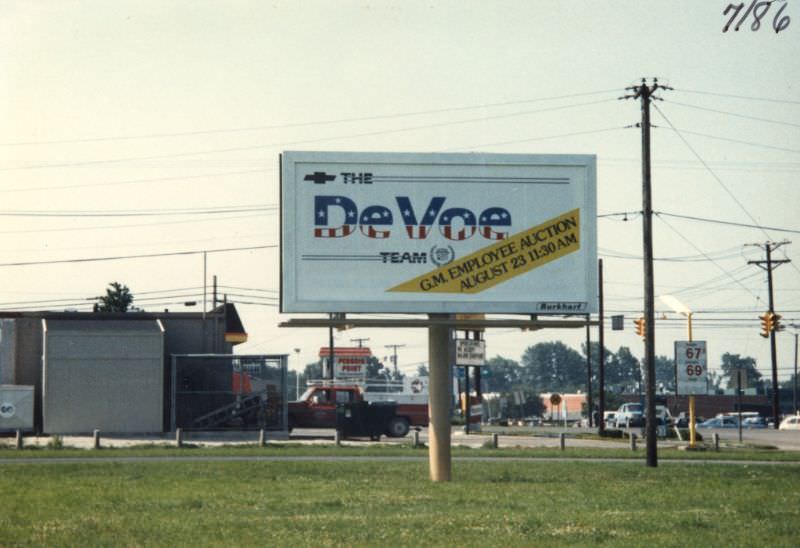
[455,339,486,366]
[0,402,16,419]
[675,341,707,395]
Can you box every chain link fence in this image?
[171,354,288,431]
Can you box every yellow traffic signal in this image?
[634,317,646,338]
[759,312,783,337]
[760,313,771,338]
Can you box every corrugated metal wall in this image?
[43,320,164,434]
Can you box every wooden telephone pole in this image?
[622,78,671,467]
[748,240,791,428]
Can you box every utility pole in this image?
[351,337,370,348]
[748,240,791,428]
[622,78,670,467]
[585,314,593,427]
[598,259,606,435]
[384,344,405,376]
[792,326,798,415]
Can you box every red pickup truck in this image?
[288,383,428,437]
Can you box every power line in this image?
[653,103,773,241]
[223,293,279,301]
[0,98,616,171]
[665,127,800,155]
[675,88,800,106]
[0,211,267,235]
[445,126,624,151]
[665,100,800,128]
[600,209,800,234]
[0,244,276,268]
[655,211,800,234]
[656,214,762,303]
[600,244,747,262]
[230,300,279,308]
[0,205,276,218]
[0,89,619,147]
[602,157,800,171]
[0,169,268,194]
[218,285,278,294]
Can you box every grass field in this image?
[3,455,800,546]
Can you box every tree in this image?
[416,364,429,377]
[654,355,675,393]
[612,347,641,394]
[302,361,322,384]
[719,353,762,391]
[95,282,134,312]
[521,341,585,393]
[707,370,725,395]
[483,356,523,394]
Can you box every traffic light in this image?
[634,317,646,338]
[760,312,783,337]
[760,313,771,338]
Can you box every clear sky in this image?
[1,1,798,382]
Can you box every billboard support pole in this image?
[428,314,452,482]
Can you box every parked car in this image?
[674,412,689,428]
[603,411,617,429]
[779,415,800,431]
[742,416,767,429]
[614,403,644,428]
[697,416,739,428]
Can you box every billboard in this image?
[281,151,597,314]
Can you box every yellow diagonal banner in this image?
[389,208,580,294]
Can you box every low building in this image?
[0,304,247,433]
[541,392,586,421]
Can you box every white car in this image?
[779,415,800,430]
[614,403,644,428]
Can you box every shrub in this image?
[46,435,64,449]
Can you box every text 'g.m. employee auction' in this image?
[389,209,580,294]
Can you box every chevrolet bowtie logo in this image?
[304,171,336,184]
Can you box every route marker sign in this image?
[675,340,707,395]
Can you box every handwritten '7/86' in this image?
[723,0,790,32]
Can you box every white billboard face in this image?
[281,151,597,314]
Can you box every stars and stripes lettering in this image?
[312,195,514,242]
